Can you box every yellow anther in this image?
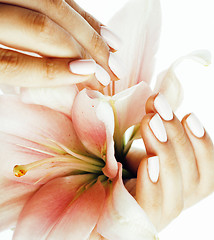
[13,165,27,177]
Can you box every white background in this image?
[1,0,214,239]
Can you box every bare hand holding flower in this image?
[126,94,214,231]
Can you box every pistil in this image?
[13,155,103,178]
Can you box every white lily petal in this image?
[97,164,158,240]
[104,0,161,94]
[154,50,211,111]
[112,81,152,135]
[20,86,78,116]
[0,84,19,95]
[96,101,115,134]
[96,101,118,179]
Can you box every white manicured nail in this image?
[148,156,160,183]
[100,26,122,50]
[108,52,124,79]
[154,94,173,121]
[149,114,167,142]
[95,64,111,86]
[186,113,205,138]
[69,59,96,75]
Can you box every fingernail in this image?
[69,59,96,75]
[100,26,122,50]
[148,156,160,183]
[186,113,205,138]
[149,114,167,142]
[154,93,173,121]
[95,64,111,86]
[108,52,124,79]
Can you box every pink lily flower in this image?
[0,0,210,239]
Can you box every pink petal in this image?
[0,95,87,183]
[105,0,161,93]
[0,177,39,231]
[13,174,97,240]
[20,85,78,116]
[97,163,158,240]
[113,82,152,135]
[72,89,118,178]
[72,89,106,157]
[46,179,105,240]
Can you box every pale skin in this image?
[126,94,214,231]
[1,0,214,234]
[0,0,118,90]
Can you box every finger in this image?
[65,0,102,33]
[65,0,121,52]
[0,48,108,89]
[136,156,162,231]
[182,113,214,196]
[141,113,183,226]
[0,3,82,58]
[146,94,199,198]
[0,0,120,80]
[125,146,147,176]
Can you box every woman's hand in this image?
[0,0,121,90]
[126,94,214,231]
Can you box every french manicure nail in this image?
[69,59,96,75]
[95,64,111,86]
[148,156,160,183]
[154,93,173,121]
[100,26,122,51]
[108,52,124,79]
[186,113,205,138]
[149,114,167,142]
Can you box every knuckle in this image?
[43,58,56,81]
[199,179,214,197]
[174,201,184,217]
[184,179,199,198]
[90,31,106,55]
[173,130,188,147]
[0,49,20,73]
[27,11,50,37]
[165,201,183,222]
[83,11,93,24]
[48,0,64,7]
[163,153,179,171]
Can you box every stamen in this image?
[14,166,27,177]
[47,139,104,167]
[16,144,58,157]
[13,155,103,178]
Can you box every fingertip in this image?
[182,113,205,139]
[108,52,125,80]
[145,94,158,114]
[137,156,148,180]
[100,26,122,51]
[137,155,160,184]
[69,59,96,75]
[140,113,155,131]
[148,156,160,183]
[140,113,155,139]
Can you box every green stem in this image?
[109,99,124,159]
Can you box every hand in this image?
[0,0,121,90]
[126,94,214,231]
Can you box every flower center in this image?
[13,140,106,183]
